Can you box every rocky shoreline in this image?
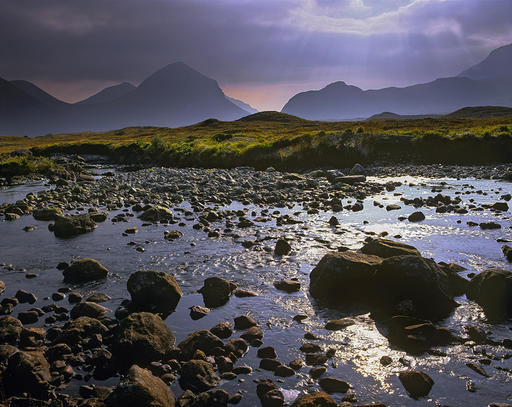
[0,160,511,407]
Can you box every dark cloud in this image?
[1,0,511,108]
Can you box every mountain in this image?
[446,106,512,119]
[226,96,258,114]
[77,82,135,105]
[459,44,512,82]
[282,43,512,120]
[0,62,248,136]
[367,112,441,120]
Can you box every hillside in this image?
[446,106,512,119]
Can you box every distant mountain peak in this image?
[459,42,512,81]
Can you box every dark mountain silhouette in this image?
[77,82,135,105]
[0,62,248,136]
[446,106,512,119]
[367,112,441,120]
[226,96,258,114]
[282,43,512,120]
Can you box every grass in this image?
[0,154,62,179]
[0,112,511,170]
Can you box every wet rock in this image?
[18,310,39,325]
[274,239,292,256]
[198,277,236,308]
[179,359,219,393]
[4,351,52,398]
[210,322,233,339]
[234,289,258,298]
[68,292,82,304]
[224,338,249,358]
[407,211,425,222]
[467,361,488,377]
[324,318,355,331]
[70,302,110,319]
[309,366,327,379]
[480,222,501,230]
[0,280,4,295]
[386,204,401,211]
[339,175,366,185]
[491,202,509,211]
[124,227,138,234]
[53,213,96,238]
[361,238,421,258]
[398,370,434,398]
[33,207,62,221]
[318,377,350,393]
[5,213,20,221]
[380,355,392,366]
[15,289,37,304]
[258,346,277,359]
[273,280,300,293]
[190,306,210,320]
[139,205,174,222]
[240,326,263,342]
[256,379,284,407]
[466,268,512,319]
[328,216,339,226]
[194,389,229,407]
[290,392,337,407]
[0,316,23,345]
[260,358,281,371]
[502,245,512,262]
[305,353,327,366]
[113,312,175,369]
[274,364,295,377]
[164,230,183,240]
[234,315,257,330]
[105,364,175,407]
[86,292,111,303]
[90,212,108,222]
[177,330,224,361]
[63,258,109,283]
[127,270,182,315]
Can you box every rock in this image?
[502,245,512,262]
[164,230,183,240]
[63,258,109,283]
[491,202,509,211]
[260,358,281,371]
[290,392,337,407]
[0,280,4,295]
[318,377,350,393]
[4,351,51,398]
[124,227,138,234]
[90,212,108,222]
[0,316,23,345]
[328,216,339,226]
[256,379,284,407]
[386,204,401,211]
[380,355,392,366]
[234,289,258,298]
[398,370,434,398]
[179,359,220,393]
[190,306,210,320]
[305,353,327,366]
[198,277,236,308]
[18,310,39,325]
[274,239,292,256]
[408,211,425,222]
[177,330,224,361]
[58,316,108,344]
[53,213,96,238]
[258,346,277,359]
[480,222,501,230]
[234,315,257,330]
[309,366,327,378]
[309,251,383,304]
[86,292,111,303]
[194,389,229,407]
[240,326,263,342]
[33,207,62,221]
[466,268,512,319]
[361,239,421,258]
[105,364,175,407]
[127,270,182,315]
[15,289,37,304]
[324,318,355,331]
[350,163,366,175]
[338,175,366,184]
[70,302,110,319]
[5,213,20,221]
[273,279,300,293]
[139,205,174,222]
[224,338,249,358]
[210,322,233,339]
[467,361,488,377]
[274,364,295,377]
[113,312,175,369]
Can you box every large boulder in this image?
[466,269,512,320]
[0,316,23,345]
[179,359,220,393]
[309,251,383,304]
[139,205,174,222]
[4,351,52,398]
[127,270,182,315]
[398,370,434,398]
[375,255,458,320]
[291,392,337,407]
[177,330,224,361]
[33,207,62,221]
[198,277,237,308]
[53,213,96,238]
[361,239,421,258]
[63,258,109,283]
[105,364,175,407]
[112,312,175,369]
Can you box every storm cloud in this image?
[1,0,511,110]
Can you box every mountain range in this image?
[1,43,512,136]
[281,43,512,120]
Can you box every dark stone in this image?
[198,277,236,308]
[361,239,420,258]
[324,318,355,331]
[53,213,96,238]
[63,258,108,283]
[398,370,434,398]
[177,330,224,361]
[190,306,210,320]
[273,280,300,293]
[466,268,512,319]
[274,239,292,256]
[210,322,233,339]
[0,316,23,345]
[318,377,350,393]
[408,211,425,222]
[290,392,337,407]
[70,302,110,319]
[4,351,52,398]
[234,315,257,330]
[179,359,219,393]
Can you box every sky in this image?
[1,0,512,111]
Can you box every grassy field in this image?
[1,112,512,171]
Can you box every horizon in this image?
[2,0,512,111]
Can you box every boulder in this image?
[70,302,110,319]
[194,389,229,407]
[112,312,175,369]
[466,269,512,319]
[177,330,224,361]
[63,258,108,283]
[398,370,434,398]
[361,239,421,258]
[503,245,512,262]
[309,251,383,304]
[274,239,292,256]
[179,359,220,393]
[105,364,175,407]
[256,379,284,407]
[198,277,236,308]
[210,322,233,339]
[127,270,182,315]
[273,280,300,293]
[408,211,425,222]
[0,316,23,345]
[33,207,62,221]
[318,377,350,393]
[291,392,337,407]
[53,213,96,238]
[139,205,174,222]
[4,351,52,398]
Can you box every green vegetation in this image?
[0,111,511,170]
[0,153,63,179]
